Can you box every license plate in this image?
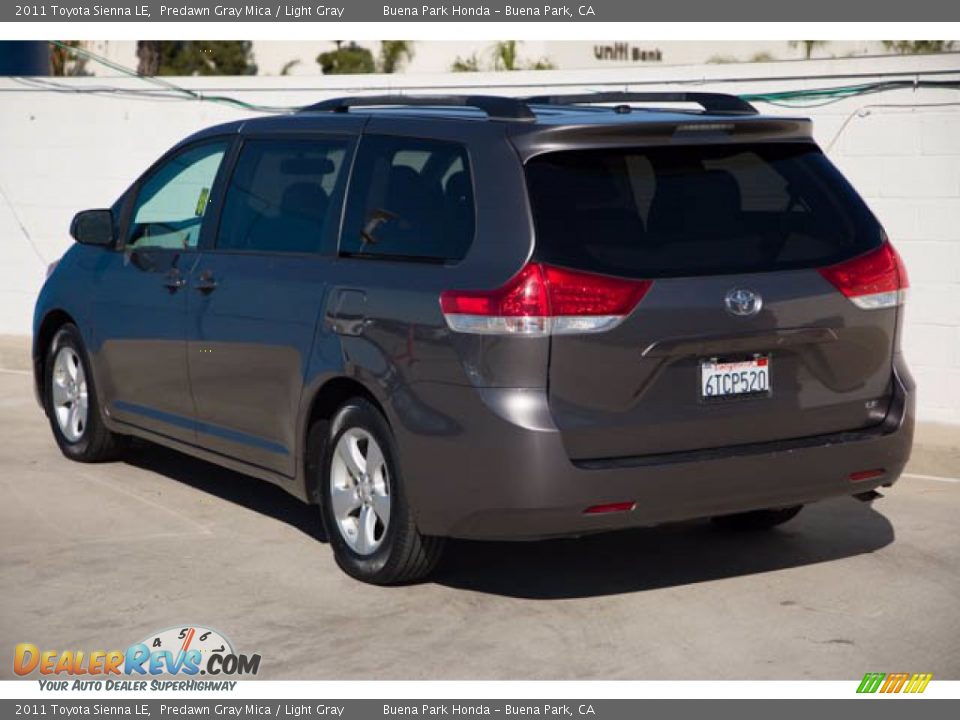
[700,356,770,400]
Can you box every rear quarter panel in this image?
[296,116,544,507]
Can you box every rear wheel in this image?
[711,505,803,531]
[43,324,124,462]
[318,398,444,584]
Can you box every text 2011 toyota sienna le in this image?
[33,93,914,584]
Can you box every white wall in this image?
[1,53,958,422]
[85,40,899,76]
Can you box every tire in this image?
[43,324,124,462]
[711,505,803,531]
[317,397,444,584]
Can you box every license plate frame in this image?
[699,354,771,402]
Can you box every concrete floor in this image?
[1,336,958,680]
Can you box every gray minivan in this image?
[34,93,914,584]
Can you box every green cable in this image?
[48,40,298,113]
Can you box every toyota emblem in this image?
[724,288,763,317]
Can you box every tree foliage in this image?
[50,41,90,76]
[316,41,414,75]
[882,40,956,54]
[451,41,555,72]
[526,58,557,70]
[317,43,376,74]
[379,41,415,74]
[136,41,257,76]
[451,54,481,72]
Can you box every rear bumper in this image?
[396,358,914,540]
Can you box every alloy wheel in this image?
[51,346,88,442]
[329,428,391,555]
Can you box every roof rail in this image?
[525,91,758,116]
[299,94,536,122]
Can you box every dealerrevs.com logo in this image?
[14,625,261,690]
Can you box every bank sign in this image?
[593,42,663,62]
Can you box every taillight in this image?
[817,241,908,310]
[440,263,652,336]
[849,468,885,482]
[583,501,636,515]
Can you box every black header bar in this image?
[4,0,959,22]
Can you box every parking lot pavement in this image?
[1,347,959,680]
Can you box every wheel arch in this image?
[33,309,78,411]
[300,376,388,504]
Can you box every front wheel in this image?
[43,324,124,462]
[318,398,444,584]
[711,505,803,531]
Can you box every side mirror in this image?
[70,209,114,246]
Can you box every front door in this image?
[93,140,230,443]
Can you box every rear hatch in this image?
[524,142,905,460]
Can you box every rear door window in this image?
[340,135,475,263]
[216,137,350,254]
[525,143,882,278]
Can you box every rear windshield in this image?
[525,143,882,278]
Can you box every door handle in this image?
[194,270,218,293]
[163,268,186,292]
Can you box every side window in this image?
[341,135,475,263]
[216,138,350,254]
[128,142,228,250]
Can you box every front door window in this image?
[127,142,228,250]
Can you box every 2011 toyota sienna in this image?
[34,93,914,584]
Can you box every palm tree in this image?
[790,40,828,60]
[491,41,520,71]
[379,41,414,74]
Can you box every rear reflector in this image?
[440,263,652,336]
[818,241,908,310]
[849,468,885,482]
[583,501,636,515]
